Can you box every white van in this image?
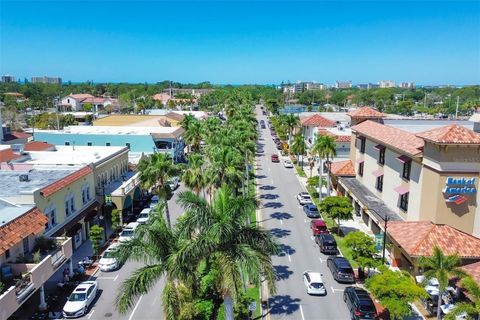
[118,222,140,243]
[136,208,152,224]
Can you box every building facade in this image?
[335,81,352,89]
[1,75,15,83]
[379,80,396,88]
[31,76,62,84]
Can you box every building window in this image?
[358,162,364,176]
[65,141,70,146]
[82,189,87,204]
[65,200,70,216]
[87,142,92,146]
[126,143,130,149]
[402,160,411,180]
[50,208,56,226]
[86,187,90,200]
[399,192,409,211]
[378,148,385,165]
[376,175,384,192]
[106,142,111,146]
[23,237,29,254]
[70,198,75,213]
[359,137,366,154]
[5,249,10,259]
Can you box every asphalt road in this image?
[80,185,186,320]
[255,106,352,320]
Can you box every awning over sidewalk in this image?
[339,177,403,222]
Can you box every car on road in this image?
[327,256,355,283]
[296,192,312,205]
[98,242,120,272]
[118,222,140,243]
[303,271,327,295]
[315,233,338,254]
[63,281,98,318]
[167,176,180,191]
[271,154,279,162]
[283,159,293,168]
[310,219,329,235]
[136,208,152,224]
[343,286,377,319]
[303,203,320,218]
[275,142,282,150]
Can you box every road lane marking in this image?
[299,305,305,320]
[280,218,283,225]
[331,287,345,293]
[128,296,143,320]
[287,251,291,262]
[87,309,95,319]
[97,276,117,280]
[319,257,325,263]
[114,274,119,281]
[88,267,100,280]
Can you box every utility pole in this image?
[455,96,460,119]
[382,216,390,264]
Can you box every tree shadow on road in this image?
[273,265,294,281]
[270,228,291,238]
[255,174,267,179]
[263,202,283,209]
[277,243,296,256]
[259,194,279,200]
[268,295,301,315]
[270,212,292,220]
[259,185,275,190]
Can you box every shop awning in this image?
[372,169,384,177]
[396,155,411,163]
[356,158,364,164]
[66,223,82,236]
[394,185,409,195]
[373,144,385,150]
[84,209,99,222]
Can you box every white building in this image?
[31,76,62,84]
[400,82,415,89]
[379,80,396,88]
[335,81,352,89]
[61,94,117,112]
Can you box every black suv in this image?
[315,234,337,254]
[327,256,355,283]
[343,286,377,320]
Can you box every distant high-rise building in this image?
[31,76,62,84]
[305,82,325,90]
[400,82,415,89]
[379,80,396,88]
[335,81,352,89]
[1,75,16,83]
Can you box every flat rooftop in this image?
[384,119,474,133]
[0,168,76,199]
[0,199,35,227]
[19,145,126,166]
[35,125,182,136]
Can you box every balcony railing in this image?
[14,273,34,303]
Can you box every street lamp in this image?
[100,186,108,242]
[382,215,390,264]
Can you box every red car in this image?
[271,154,279,162]
[310,219,329,236]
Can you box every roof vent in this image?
[19,174,29,182]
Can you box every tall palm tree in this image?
[290,132,306,162]
[182,152,205,196]
[207,145,244,194]
[311,134,328,201]
[445,276,480,320]
[418,247,468,320]
[284,113,299,146]
[138,152,180,228]
[319,135,337,196]
[176,186,278,319]
[183,120,202,153]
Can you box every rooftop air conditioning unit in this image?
[19,174,29,182]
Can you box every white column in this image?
[39,286,47,310]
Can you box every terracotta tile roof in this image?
[347,106,385,118]
[416,124,480,145]
[24,141,55,151]
[330,160,355,176]
[0,207,48,255]
[0,148,21,162]
[2,131,32,142]
[387,221,480,258]
[351,120,424,156]
[334,135,351,142]
[40,166,93,197]
[462,261,480,285]
[68,93,94,101]
[301,114,335,127]
[164,112,185,122]
[317,129,351,143]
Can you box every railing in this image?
[50,247,66,270]
[14,273,34,303]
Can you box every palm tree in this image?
[182,152,205,196]
[445,276,480,320]
[115,203,198,320]
[207,145,244,194]
[176,186,278,319]
[138,152,180,228]
[183,119,202,153]
[319,135,337,196]
[284,114,299,146]
[290,132,306,164]
[311,134,328,201]
[418,247,468,320]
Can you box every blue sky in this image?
[0,1,479,85]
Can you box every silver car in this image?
[63,281,98,318]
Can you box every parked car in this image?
[271,154,279,162]
[315,233,338,254]
[63,281,98,318]
[327,256,355,283]
[98,243,120,272]
[310,219,329,235]
[296,192,312,205]
[136,208,152,224]
[167,176,180,191]
[343,286,377,319]
[303,271,327,295]
[276,143,282,150]
[303,203,320,218]
[283,159,294,168]
[118,222,140,243]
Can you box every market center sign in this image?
[443,177,477,205]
